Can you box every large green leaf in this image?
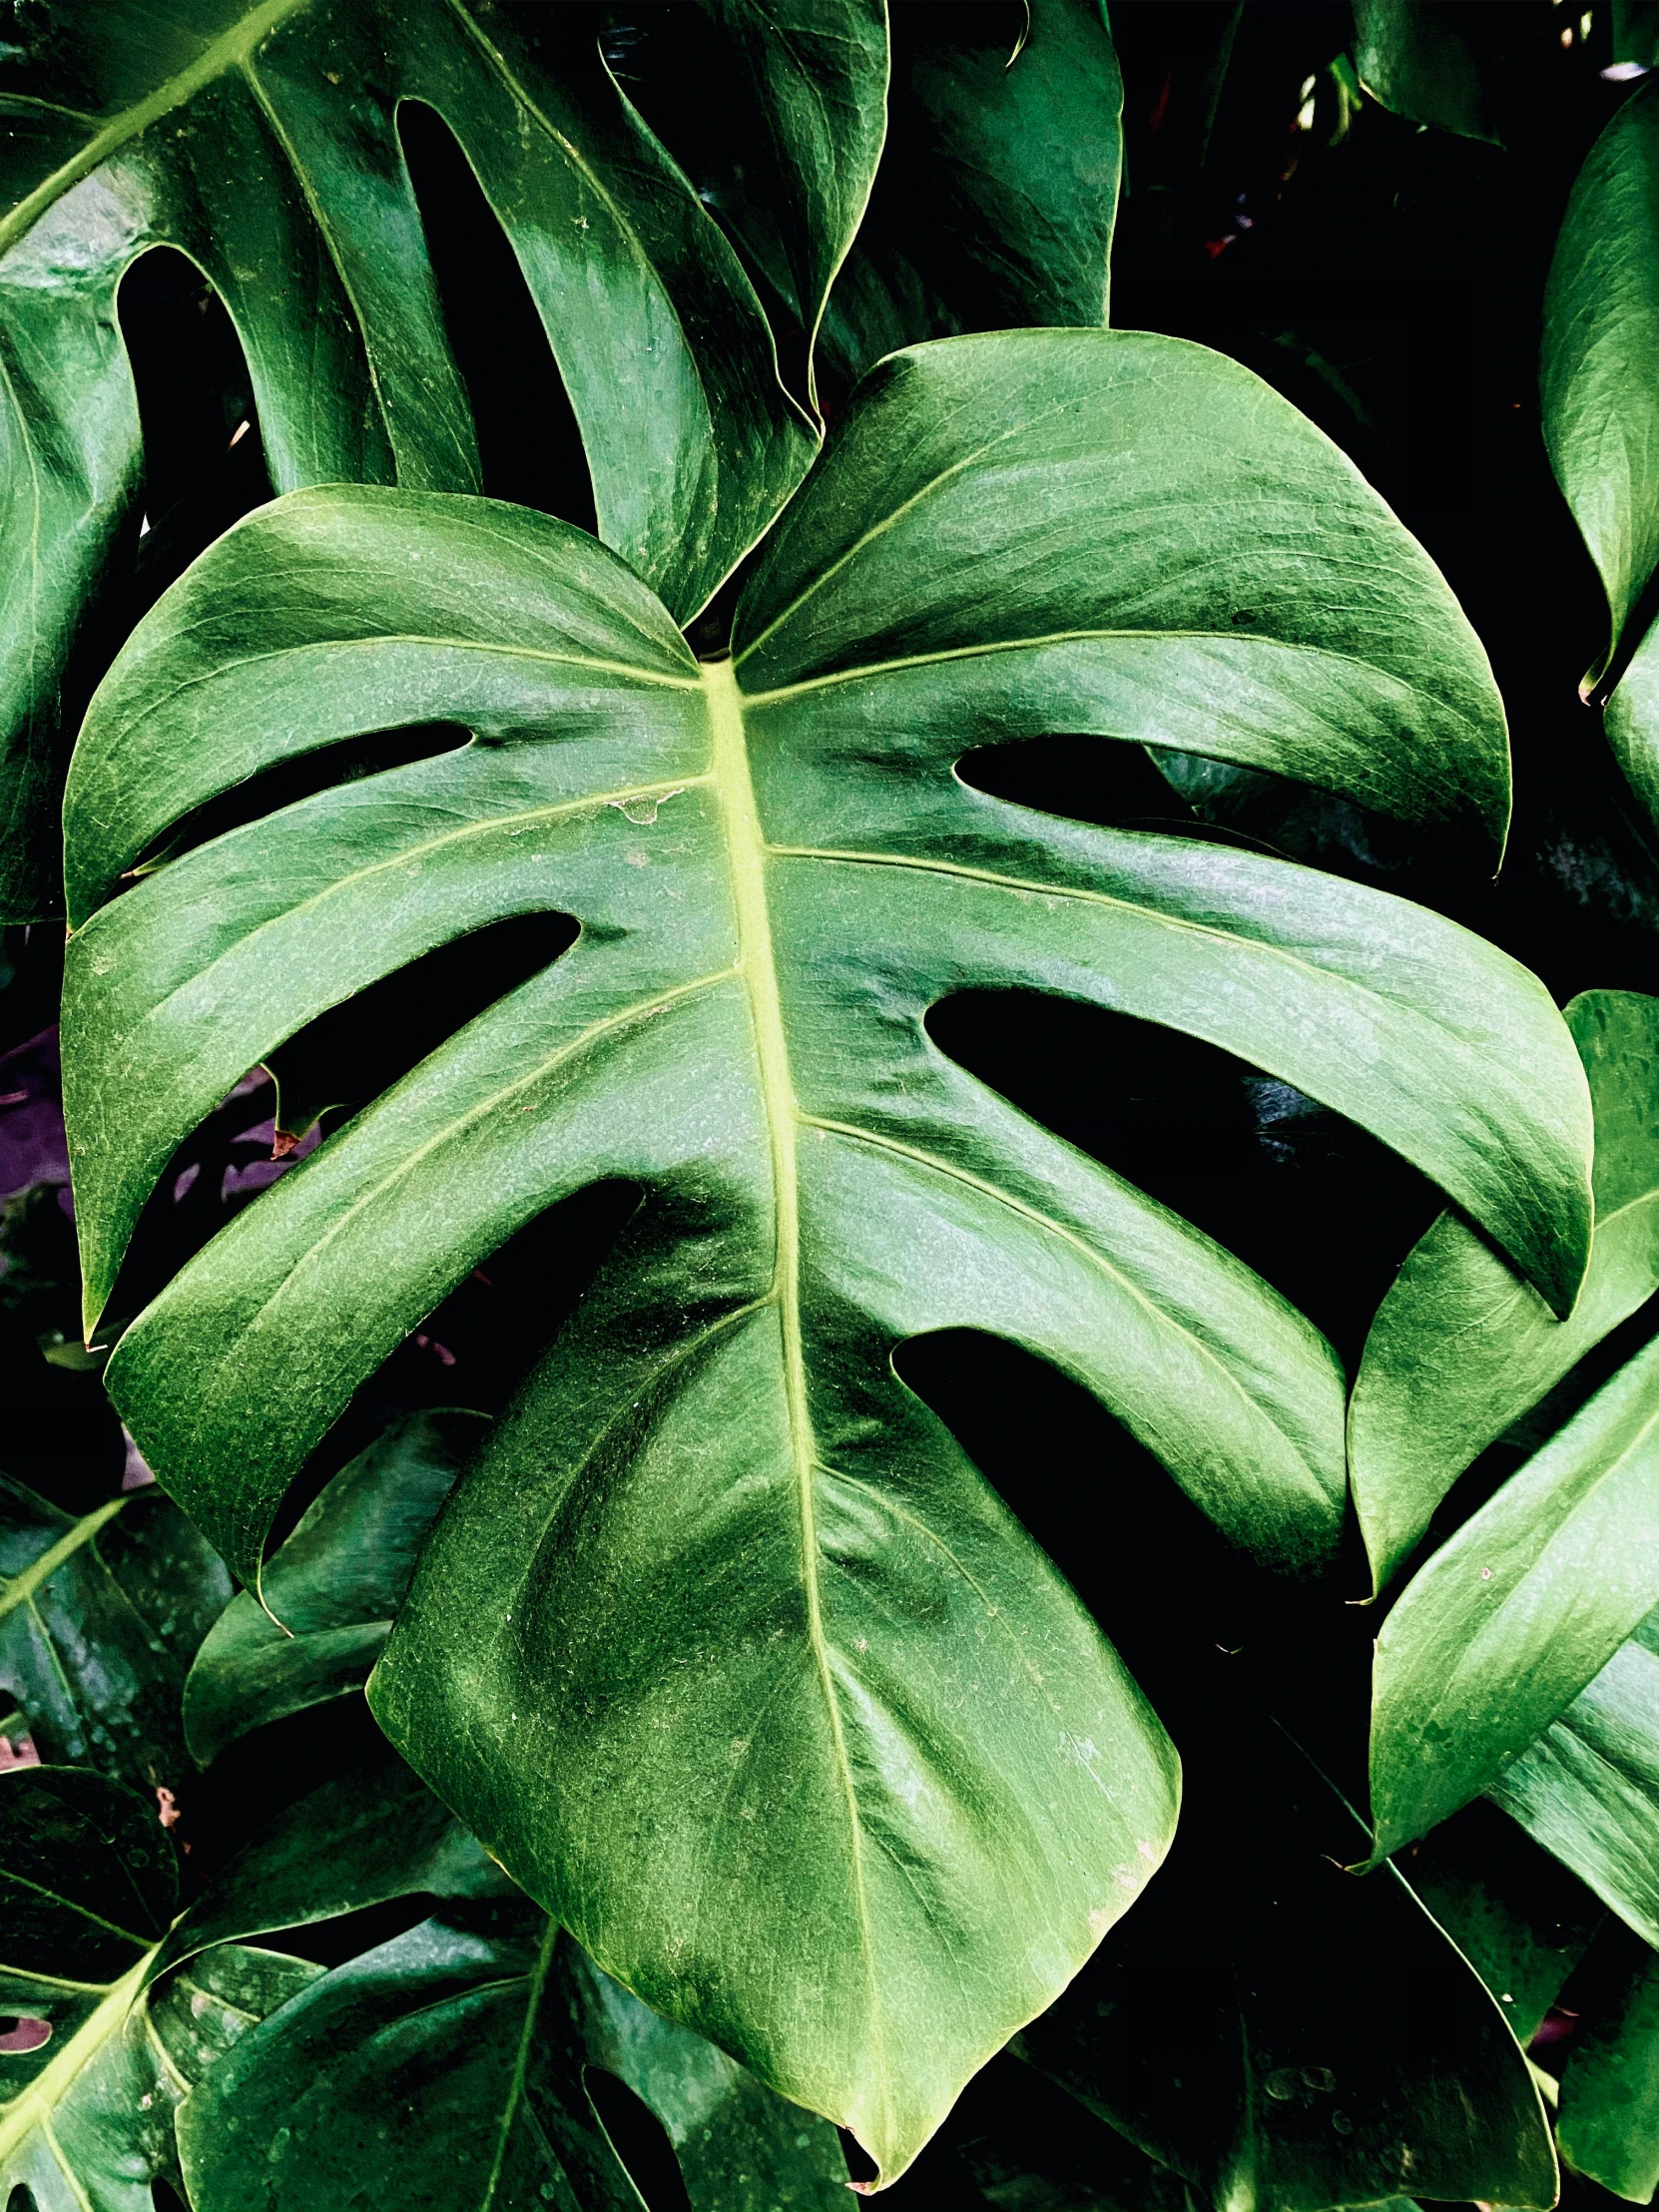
[1543,76,1659,691]
[0,1763,313,2212]
[1370,1334,1659,1862]
[1487,1601,1659,1948]
[60,327,1592,2178]
[183,1408,482,1765]
[164,1755,850,2212]
[1557,1924,1659,2204]
[814,0,1124,396]
[1020,1713,1558,2212]
[0,0,813,919]
[1350,989,1659,1593]
[1,1472,232,1786]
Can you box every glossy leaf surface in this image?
[1351,989,1659,1592]
[817,0,1123,395]
[0,0,812,918]
[1371,1335,1659,1861]
[60,327,1591,2178]
[1543,76,1659,683]
[0,1473,231,1788]
[183,1409,481,1764]
[1021,1713,1557,2212]
[1558,1925,1659,2203]
[167,1757,849,2212]
[1488,1601,1659,1948]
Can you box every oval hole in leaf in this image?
[398,100,598,534]
[101,911,579,1338]
[263,1177,641,1555]
[271,1893,443,1971]
[583,2066,693,2212]
[924,991,1439,1368]
[957,733,1218,834]
[151,2179,190,2212]
[116,247,275,623]
[10,2187,40,2212]
[129,722,475,881]
[0,2016,51,2053]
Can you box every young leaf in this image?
[183,1409,483,1765]
[61,328,1591,2180]
[1487,1601,1659,1949]
[1,1474,232,1788]
[1557,1924,1659,2204]
[1542,75,1659,688]
[1020,1713,1558,2212]
[817,0,1124,395]
[0,0,813,918]
[1370,1335,1659,1862]
[1351,989,1659,1593]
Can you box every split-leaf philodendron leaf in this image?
[1370,1332,1659,1863]
[61,327,1594,2180]
[1351,988,1659,1594]
[0,0,816,920]
[1556,1925,1659,2203]
[163,1756,851,2212]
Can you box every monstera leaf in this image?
[1370,1332,1659,1863]
[816,0,1124,396]
[61,327,1595,2179]
[162,1755,850,2212]
[1,1471,232,1787]
[1351,989,1659,1593]
[0,1762,317,2212]
[0,0,816,918]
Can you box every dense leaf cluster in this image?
[4,3,1659,2208]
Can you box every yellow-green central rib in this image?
[701,657,886,2116]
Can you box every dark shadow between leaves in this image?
[398,99,598,533]
[116,247,276,627]
[923,989,1438,1371]
[101,910,580,1341]
[894,1328,1373,1795]
[583,2067,694,2212]
[129,722,474,883]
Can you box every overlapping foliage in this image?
[6,2,1659,2207]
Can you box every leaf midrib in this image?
[703,656,888,2136]
[0,1949,157,2168]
